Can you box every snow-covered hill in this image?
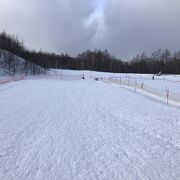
[0,49,45,77]
[0,72,180,179]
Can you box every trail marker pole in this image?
[166,87,169,104]
[128,77,130,86]
[141,82,144,89]
[135,81,137,92]
[61,70,62,80]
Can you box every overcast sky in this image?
[0,0,180,60]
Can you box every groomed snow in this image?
[0,74,180,179]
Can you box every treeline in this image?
[1,31,180,74]
[130,50,180,74]
[0,31,46,75]
[77,49,180,74]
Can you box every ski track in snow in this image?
[0,79,180,180]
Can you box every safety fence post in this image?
[166,87,169,104]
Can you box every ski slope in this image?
[0,77,180,179]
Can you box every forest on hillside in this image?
[1,31,180,74]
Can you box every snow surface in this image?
[0,73,180,180]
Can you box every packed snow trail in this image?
[0,79,180,180]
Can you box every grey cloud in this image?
[0,0,98,54]
[0,0,180,60]
[99,0,180,59]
